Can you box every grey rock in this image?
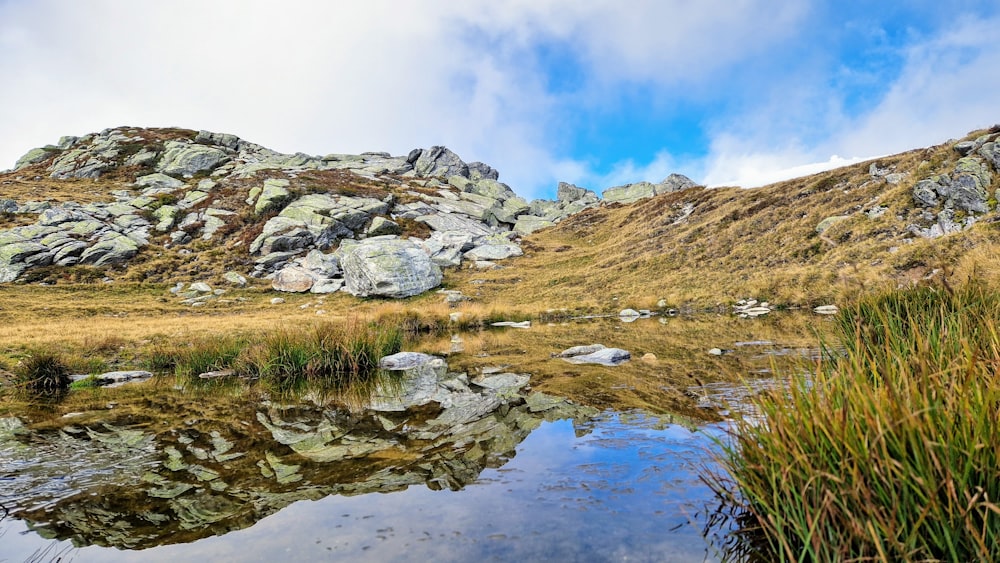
[341,238,442,298]
[300,249,340,277]
[14,147,55,169]
[464,242,523,261]
[471,373,530,393]
[948,157,992,213]
[913,178,941,207]
[658,173,697,193]
[557,182,590,203]
[78,234,139,267]
[979,142,1000,171]
[189,282,212,293]
[413,146,469,178]
[555,344,606,358]
[603,181,657,204]
[468,178,516,201]
[272,266,315,293]
[223,271,248,286]
[366,216,402,237]
[310,278,344,294]
[157,141,231,178]
[561,347,631,366]
[254,178,291,214]
[513,215,555,236]
[467,161,499,181]
[954,140,979,156]
[135,173,184,190]
[195,130,242,150]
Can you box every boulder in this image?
[412,146,469,179]
[135,173,184,190]
[816,215,850,233]
[366,216,402,237]
[156,141,231,178]
[254,178,291,214]
[561,347,631,366]
[513,215,555,236]
[341,237,442,298]
[947,157,992,214]
[555,344,606,358]
[657,173,697,193]
[223,271,248,286]
[78,234,138,267]
[14,147,55,169]
[603,182,657,205]
[557,182,590,203]
[464,242,523,261]
[272,266,315,293]
[467,161,499,181]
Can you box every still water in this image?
[1,408,733,562]
[2,316,816,561]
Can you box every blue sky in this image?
[1,1,999,199]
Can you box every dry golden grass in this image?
[449,128,1000,310]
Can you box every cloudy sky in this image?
[1,1,998,199]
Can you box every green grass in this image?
[163,320,403,393]
[13,351,72,393]
[711,283,1000,561]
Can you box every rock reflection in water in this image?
[0,387,597,552]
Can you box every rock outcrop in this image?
[909,132,1000,238]
[1,126,700,296]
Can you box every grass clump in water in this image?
[167,320,403,393]
[712,283,1000,561]
[13,351,72,393]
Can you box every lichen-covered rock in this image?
[156,141,231,178]
[513,215,555,235]
[253,178,291,214]
[412,146,469,178]
[78,234,139,266]
[341,237,442,298]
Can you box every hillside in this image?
[1,125,999,313]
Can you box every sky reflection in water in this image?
[1,412,729,562]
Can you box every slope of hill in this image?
[451,126,1000,310]
[1,125,998,312]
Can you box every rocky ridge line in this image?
[0,127,698,297]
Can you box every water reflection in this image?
[1,409,732,562]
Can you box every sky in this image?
[1,1,999,200]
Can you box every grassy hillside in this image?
[451,128,1000,311]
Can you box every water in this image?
[0,408,732,562]
[1,315,819,561]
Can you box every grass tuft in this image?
[14,351,72,393]
[711,283,1000,561]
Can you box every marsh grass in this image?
[711,283,1000,561]
[165,320,403,394]
[13,351,72,394]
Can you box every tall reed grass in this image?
[711,283,1000,561]
[166,320,402,393]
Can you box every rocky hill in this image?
[1,124,999,308]
[0,126,694,299]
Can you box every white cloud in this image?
[0,0,812,199]
[699,12,1000,190]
